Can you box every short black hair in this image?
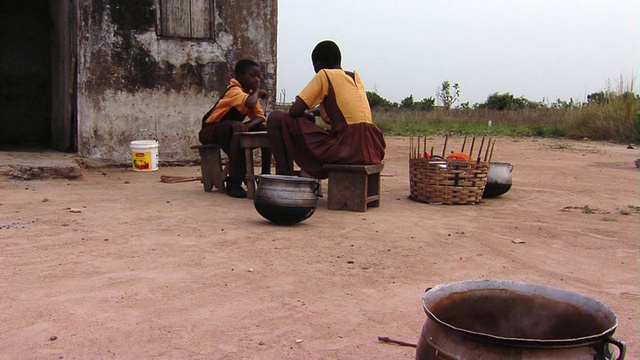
[235,59,260,76]
[311,40,341,67]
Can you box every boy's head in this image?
[311,40,341,73]
[234,59,261,90]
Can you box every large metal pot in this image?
[416,280,626,359]
[483,162,513,198]
[254,175,319,225]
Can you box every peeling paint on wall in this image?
[78,88,215,162]
[134,31,234,68]
[76,0,277,162]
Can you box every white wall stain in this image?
[78,88,218,162]
[134,31,234,68]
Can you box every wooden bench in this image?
[190,143,227,193]
[238,131,271,200]
[323,163,384,212]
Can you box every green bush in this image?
[294,86,640,143]
[371,92,638,143]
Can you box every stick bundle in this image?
[410,134,495,161]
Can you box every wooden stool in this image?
[323,163,384,212]
[190,144,227,193]
[238,131,271,200]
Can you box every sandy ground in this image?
[0,136,638,359]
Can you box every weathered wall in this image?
[76,0,277,162]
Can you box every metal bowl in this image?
[253,175,319,225]
[483,162,513,198]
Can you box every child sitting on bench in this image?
[266,40,386,179]
[199,59,271,198]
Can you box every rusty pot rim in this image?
[422,279,619,346]
[256,174,318,183]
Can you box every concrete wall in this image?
[76,0,277,162]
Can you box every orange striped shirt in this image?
[203,79,266,124]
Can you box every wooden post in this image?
[468,136,476,159]
[442,134,449,157]
[476,137,486,162]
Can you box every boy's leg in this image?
[227,121,246,180]
[222,121,248,198]
[198,122,216,144]
[266,111,293,175]
[260,147,272,174]
[248,123,272,175]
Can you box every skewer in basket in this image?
[409,135,493,204]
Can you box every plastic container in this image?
[130,140,159,171]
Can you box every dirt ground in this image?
[1,136,638,359]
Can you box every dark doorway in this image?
[0,0,53,148]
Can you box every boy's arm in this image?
[243,89,269,129]
[244,116,266,129]
[289,97,316,123]
[245,89,269,109]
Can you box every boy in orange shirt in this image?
[199,59,270,198]
[266,40,385,179]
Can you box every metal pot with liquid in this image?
[416,280,626,359]
[483,162,513,198]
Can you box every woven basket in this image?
[409,158,490,204]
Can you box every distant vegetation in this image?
[367,79,639,144]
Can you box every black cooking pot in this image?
[254,175,319,225]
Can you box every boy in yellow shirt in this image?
[199,59,270,198]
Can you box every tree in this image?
[476,92,546,110]
[400,95,415,109]
[416,97,435,111]
[513,97,545,110]
[366,91,397,110]
[551,98,579,109]
[481,92,515,110]
[435,81,460,109]
[586,91,609,105]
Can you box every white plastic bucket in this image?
[130,140,159,171]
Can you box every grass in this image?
[275,84,638,143]
[548,144,573,150]
[372,93,639,143]
[621,205,640,215]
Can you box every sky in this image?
[276,0,639,106]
